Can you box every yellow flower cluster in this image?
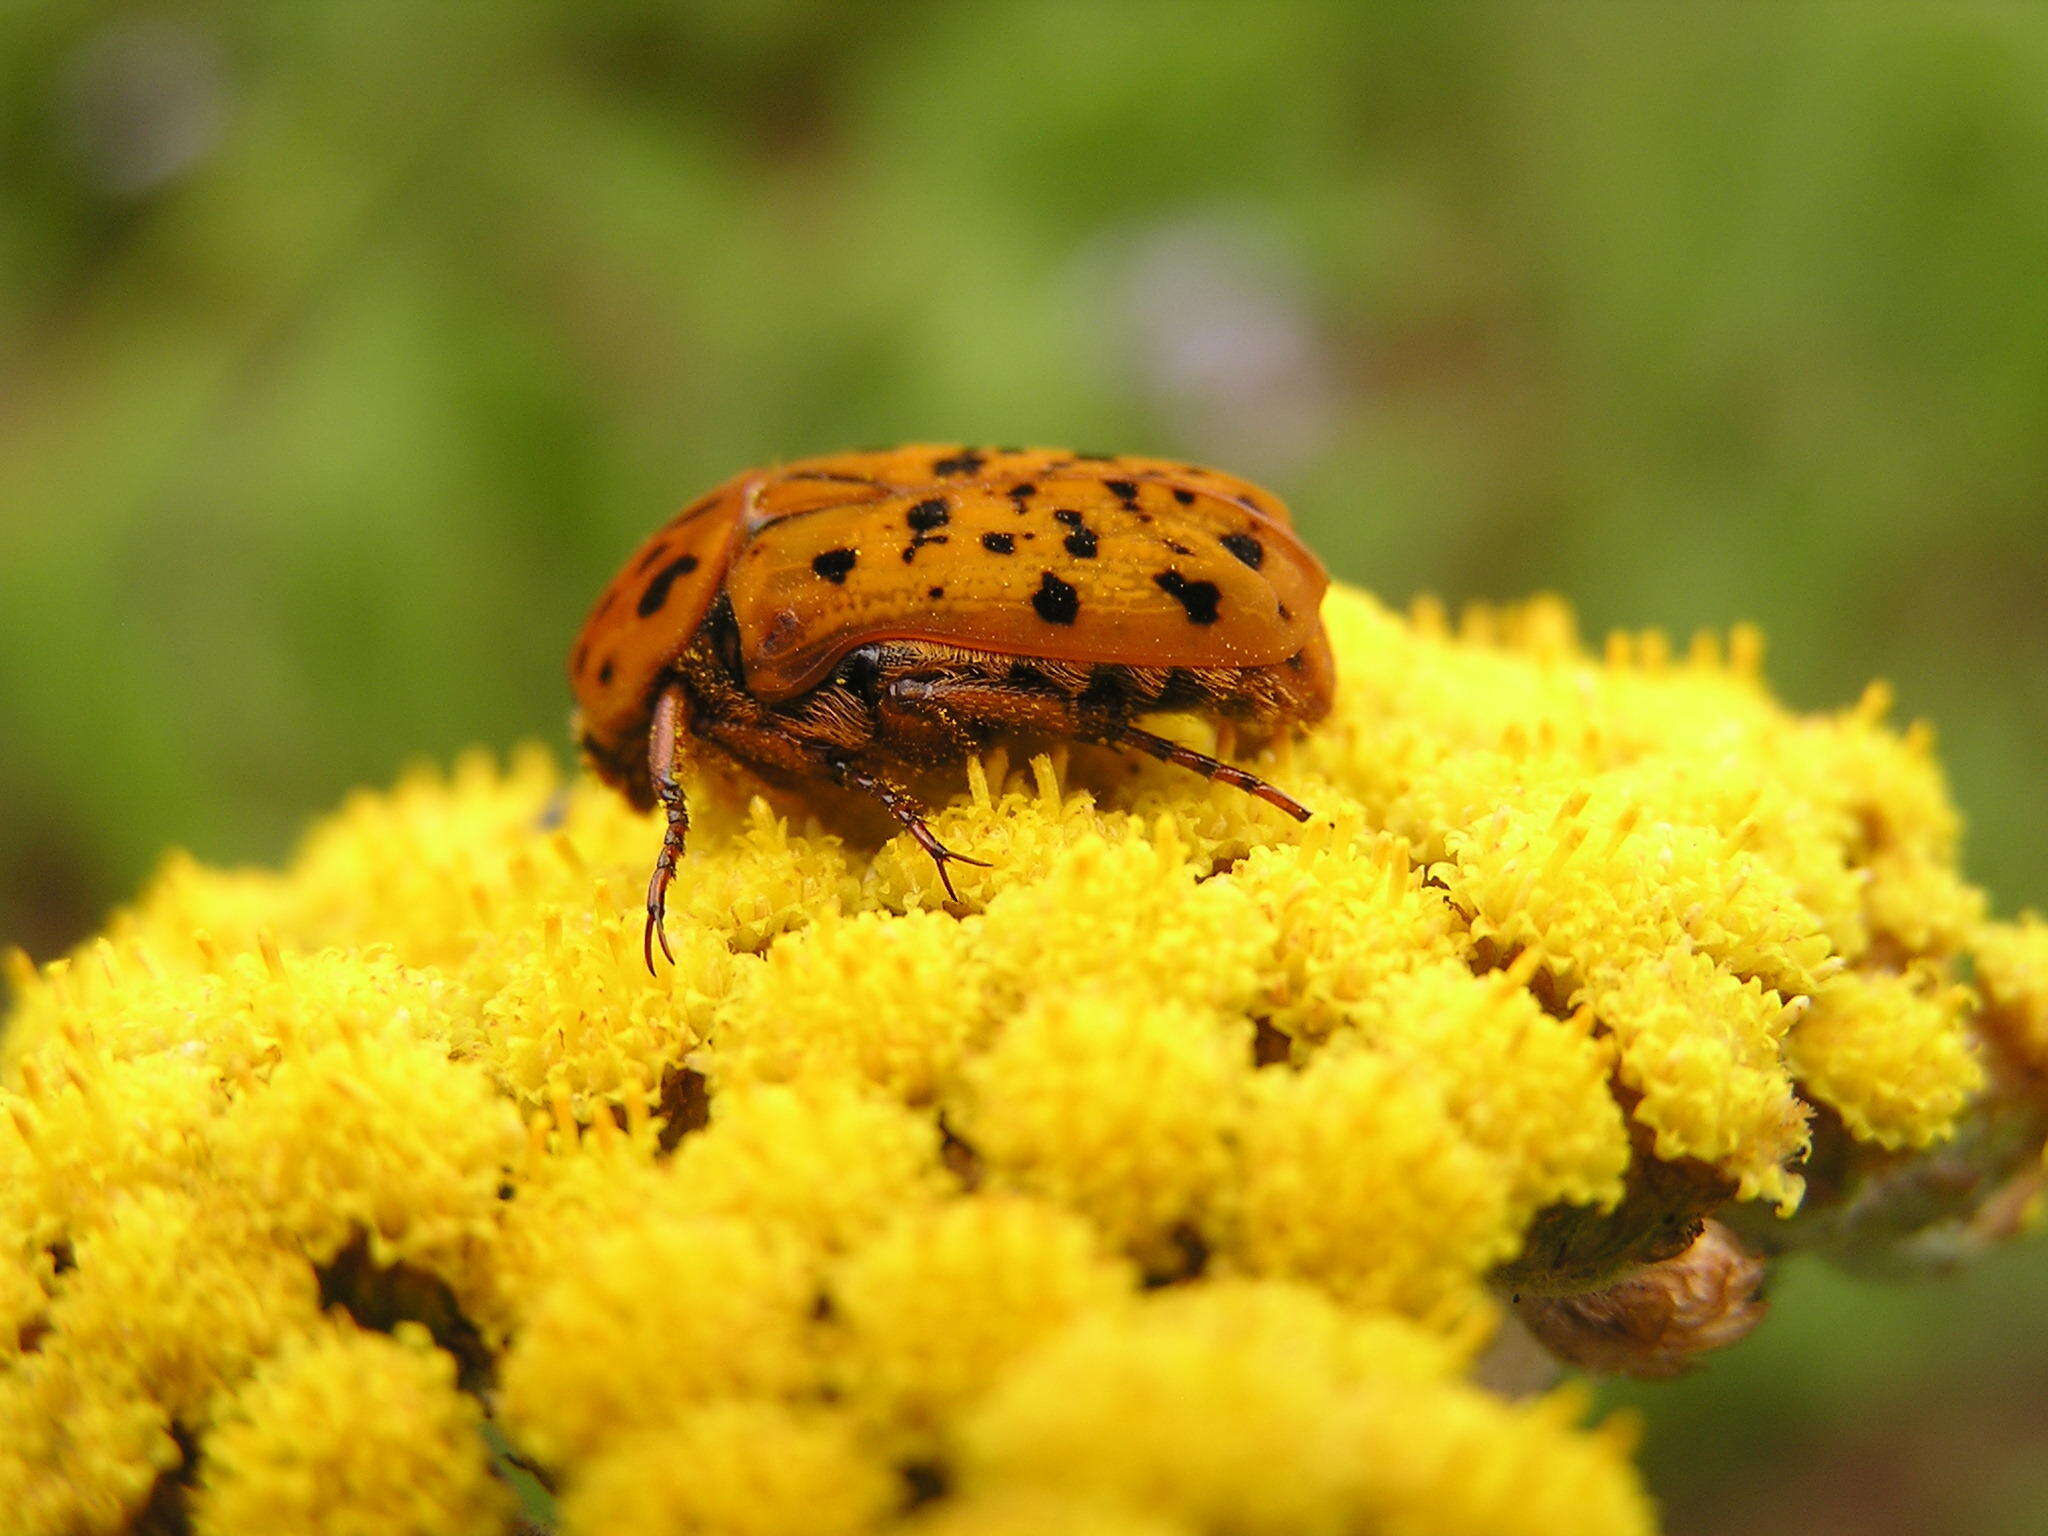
[1,584,2037,1535]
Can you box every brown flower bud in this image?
[1516,1220,1767,1379]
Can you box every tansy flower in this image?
[2,584,2040,1536]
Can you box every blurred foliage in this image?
[1,2,2044,1531]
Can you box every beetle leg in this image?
[825,757,990,902]
[643,684,691,974]
[1098,721,1314,822]
[695,717,991,902]
[882,674,1079,738]
[884,674,1314,825]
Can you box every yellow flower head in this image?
[2,583,2037,1534]
[190,1323,510,1536]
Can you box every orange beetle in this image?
[569,445,1335,969]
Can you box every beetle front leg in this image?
[643,683,692,973]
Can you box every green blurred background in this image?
[3,2,2043,1530]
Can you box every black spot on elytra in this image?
[573,641,589,674]
[1162,538,1193,555]
[597,657,616,685]
[1278,602,1293,621]
[981,531,1017,554]
[1154,569,1222,625]
[1031,570,1080,625]
[931,450,986,478]
[810,548,858,584]
[636,553,701,616]
[1007,482,1037,503]
[1063,526,1100,559]
[1052,508,1082,526]
[1102,478,1140,506]
[927,585,945,599]
[1172,487,1196,506]
[1220,532,1265,569]
[634,540,672,574]
[901,498,953,564]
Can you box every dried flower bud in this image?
[1515,1221,1768,1380]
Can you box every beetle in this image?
[568,445,1336,970]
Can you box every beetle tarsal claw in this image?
[908,826,992,902]
[643,872,678,974]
